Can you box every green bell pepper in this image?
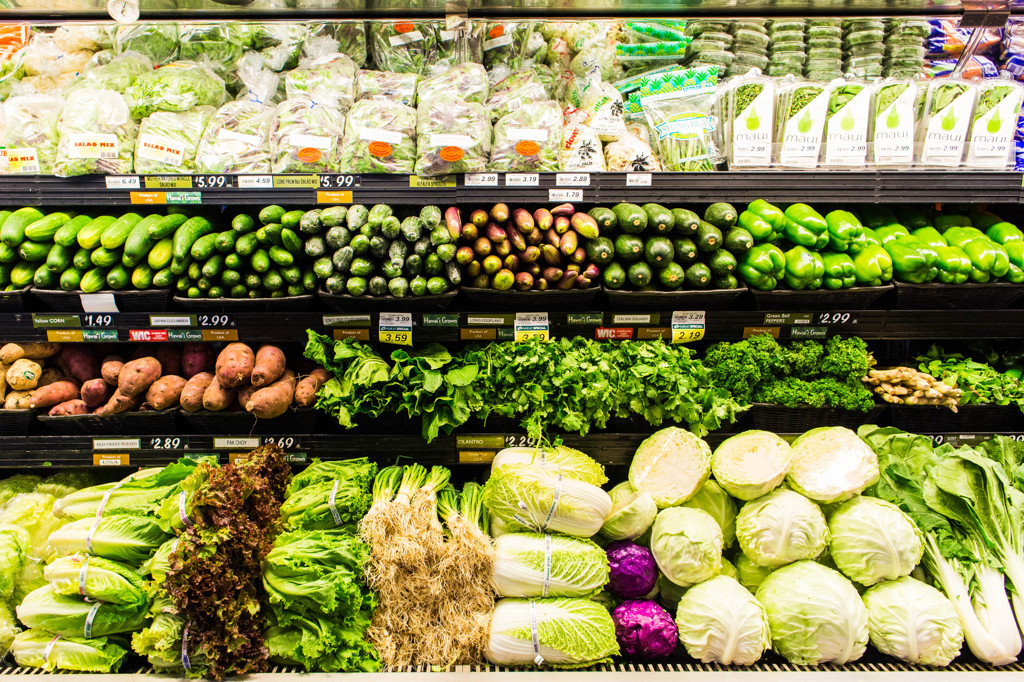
[985,222,1024,245]
[969,208,1002,230]
[737,243,785,290]
[943,226,988,249]
[1005,263,1024,283]
[910,226,947,249]
[1005,240,1024,269]
[861,227,881,247]
[853,244,893,285]
[962,238,1010,282]
[783,245,824,290]
[857,205,898,229]
[884,236,937,284]
[894,206,932,229]
[782,204,829,250]
[934,213,971,232]
[824,210,866,253]
[822,252,856,289]
[934,245,971,284]
[874,223,911,246]
[738,200,786,243]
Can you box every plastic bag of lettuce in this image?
[177,24,243,77]
[2,93,63,174]
[308,21,368,67]
[489,100,562,172]
[53,88,137,177]
[114,23,178,66]
[284,37,357,111]
[415,94,491,176]
[65,50,152,95]
[135,106,215,174]
[270,97,345,173]
[370,22,437,74]
[337,99,417,173]
[124,60,225,120]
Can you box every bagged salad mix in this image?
[65,51,152,95]
[356,69,418,106]
[114,23,179,66]
[417,62,489,106]
[177,24,243,77]
[371,22,437,75]
[486,68,549,122]
[284,37,357,111]
[124,60,226,120]
[604,132,661,171]
[871,78,918,166]
[964,78,1024,169]
[415,94,491,176]
[822,78,872,167]
[432,21,485,76]
[306,22,367,67]
[337,99,418,174]
[489,100,562,172]
[134,106,215,174]
[2,93,62,174]
[270,96,346,173]
[54,88,137,177]
[916,78,976,167]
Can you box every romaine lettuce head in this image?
[735,489,829,569]
[47,514,170,566]
[599,481,657,542]
[734,552,773,593]
[141,538,179,587]
[629,427,712,508]
[676,574,771,665]
[493,532,609,598]
[486,597,619,667]
[650,507,723,587]
[115,23,179,66]
[712,430,792,500]
[682,479,737,548]
[16,585,149,638]
[13,629,128,672]
[756,560,869,666]
[828,496,923,586]
[124,60,226,120]
[0,475,41,506]
[132,608,188,673]
[44,554,148,606]
[0,492,69,563]
[0,524,28,598]
[863,576,964,666]
[54,460,198,520]
[788,427,879,503]
[492,446,607,486]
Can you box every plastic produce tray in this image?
[173,295,315,313]
[0,286,31,312]
[318,289,457,312]
[603,284,747,311]
[462,286,599,311]
[892,281,1024,310]
[37,408,179,436]
[750,284,893,311]
[749,403,888,431]
[890,403,1021,432]
[33,288,173,312]
[179,407,317,435]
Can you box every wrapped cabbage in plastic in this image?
[53,25,109,53]
[177,24,243,77]
[605,133,661,172]
[487,68,549,123]
[613,599,678,661]
[337,99,417,174]
[0,475,41,507]
[66,51,153,95]
[417,62,489,106]
[22,35,92,78]
[54,88,136,177]
[560,123,605,172]
[415,95,491,176]
[493,532,610,597]
[12,629,127,673]
[270,97,345,173]
[114,23,178,66]
[134,106,214,174]
[285,44,357,111]
[2,93,62,174]
[124,61,226,120]
[486,597,619,667]
[355,69,418,106]
[489,100,561,172]
[370,23,437,75]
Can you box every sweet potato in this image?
[245,370,296,419]
[81,378,114,409]
[49,399,88,416]
[95,389,141,416]
[250,345,286,388]
[58,344,100,384]
[118,357,162,397]
[180,372,214,413]
[155,344,182,377]
[144,375,186,411]
[0,342,60,364]
[237,383,257,409]
[7,358,41,390]
[37,367,65,388]
[181,343,215,379]
[215,343,255,388]
[202,375,236,412]
[4,391,31,410]
[101,356,125,386]
[30,380,80,409]
[294,368,330,407]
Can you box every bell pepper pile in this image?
[735,200,1024,291]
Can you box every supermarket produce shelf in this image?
[4,172,1023,207]
[8,309,1024,345]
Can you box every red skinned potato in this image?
[29,380,80,409]
[49,399,88,416]
[216,343,255,388]
[94,389,141,416]
[180,372,214,413]
[202,375,236,411]
[245,370,296,419]
[144,375,186,411]
[250,345,286,388]
[58,344,100,384]
[182,343,215,379]
[101,356,125,386]
[294,368,329,407]
[80,378,114,409]
[155,344,182,377]
[118,357,162,397]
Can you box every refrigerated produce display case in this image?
[0,0,1024,678]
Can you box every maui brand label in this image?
[779,88,828,168]
[874,83,917,165]
[921,85,976,167]
[825,86,871,167]
[732,81,775,167]
[966,86,1023,168]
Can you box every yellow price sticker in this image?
[380,329,412,345]
[671,310,705,345]
[379,313,412,346]
[672,327,705,343]
[514,312,549,343]
[514,328,549,342]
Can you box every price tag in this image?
[148,436,184,449]
[671,311,705,344]
[549,189,583,203]
[80,293,118,313]
[504,434,538,448]
[465,173,499,186]
[506,173,539,186]
[83,314,113,327]
[817,312,857,325]
[105,175,140,189]
[514,312,549,342]
[237,175,272,189]
[194,175,229,189]
[213,437,260,449]
[379,312,413,346]
[626,173,652,187]
[319,175,360,188]
[556,172,590,186]
[93,438,141,450]
[263,436,299,449]
[196,314,232,327]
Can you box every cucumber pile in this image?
[591,202,752,291]
[177,206,316,299]
[308,204,461,297]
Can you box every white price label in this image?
[93,438,141,450]
[626,173,652,186]
[506,173,539,186]
[514,312,549,342]
[465,173,499,186]
[105,175,140,189]
[79,293,118,313]
[237,175,272,189]
[556,172,590,186]
[213,437,260,449]
[549,189,583,202]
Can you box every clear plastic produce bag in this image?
[177,24,243,77]
[270,97,345,173]
[642,89,721,171]
[964,77,1024,169]
[1,93,62,174]
[114,23,179,66]
[418,62,489,106]
[415,95,491,176]
[432,21,485,76]
[124,60,226,120]
[580,73,628,141]
[604,132,661,171]
[54,88,137,177]
[871,78,918,167]
[487,68,550,122]
[370,22,437,75]
[774,77,829,168]
[483,22,534,76]
[560,123,606,171]
[915,77,977,168]
[489,100,562,172]
[65,50,153,95]
[355,69,418,106]
[284,38,357,111]
[337,99,417,173]
[134,106,214,175]
[251,23,306,72]
[720,69,775,168]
